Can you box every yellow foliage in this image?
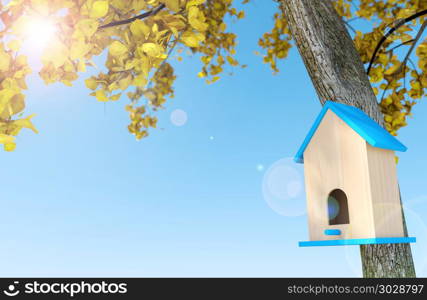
[258,10,292,73]
[1,0,427,151]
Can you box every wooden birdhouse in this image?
[295,101,416,247]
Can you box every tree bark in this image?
[280,0,416,278]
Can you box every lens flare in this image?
[262,157,306,217]
[170,109,188,127]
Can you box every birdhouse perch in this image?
[295,101,416,247]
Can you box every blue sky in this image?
[1,1,427,277]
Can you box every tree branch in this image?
[408,58,421,81]
[367,9,427,75]
[98,4,166,29]
[347,17,361,23]
[344,20,356,33]
[385,39,415,53]
[399,21,427,73]
[408,58,419,73]
[379,80,391,104]
[384,21,427,90]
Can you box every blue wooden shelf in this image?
[299,237,416,247]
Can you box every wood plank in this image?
[366,145,404,237]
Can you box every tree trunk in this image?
[280,0,416,278]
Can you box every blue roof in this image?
[294,101,407,164]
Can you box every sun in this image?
[23,16,58,48]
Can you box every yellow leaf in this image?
[70,41,92,60]
[13,114,38,133]
[4,142,16,152]
[125,59,138,70]
[77,60,86,72]
[0,88,19,107]
[0,93,25,119]
[118,74,132,90]
[41,40,68,68]
[85,78,98,90]
[7,40,21,52]
[133,74,147,86]
[15,55,28,67]
[0,134,15,145]
[108,81,119,91]
[75,19,99,38]
[369,66,383,83]
[211,76,220,83]
[163,0,180,12]
[384,63,401,75]
[187,0,206,8]
[188,6,208,32]
[181,31,204,47]
[141,43,165,58]
[90,1,109,18]
[130,19,151,38]
[110,93,121,101]
[95,90,108,102]
[109,41,128,57]
[416,43,427,58]
[0,50,10,72]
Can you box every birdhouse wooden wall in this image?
[365,144,404,238]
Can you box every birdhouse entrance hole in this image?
[328,189,349,225]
